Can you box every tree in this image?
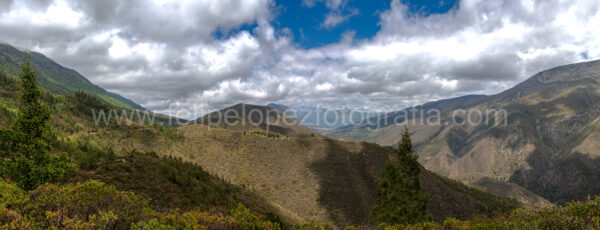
[0,56,72,190]
[370,127,430,225]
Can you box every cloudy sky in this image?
[1,0,599,116]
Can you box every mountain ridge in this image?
[0,43,144,110]
[323,59,600,205]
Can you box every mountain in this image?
[0,43,143,109]
[94,102,520,228]
[198,103,316,138]
[0,51,521,228]
[324,94,488,144]
[266,103,383,134]
[266,103,293,115]
[325,59,600,205]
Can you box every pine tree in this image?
[0,56,72,190]
[370,127,430,225]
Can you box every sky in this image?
[0,0,599,117]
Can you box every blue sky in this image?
[274,0,458,48]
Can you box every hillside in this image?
[0,43,143,109]
[198,103,316,138]
[95,105,520,228]
[0,62,521,228]
[267,103,383,132]
[69,152,283,221]
[1,55,524,229]
[325,59,600,205]
[1,69,520,228]
[0,67,285,228]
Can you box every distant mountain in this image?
[198,103,315,138]
[325,59,600,204]
[266,103,383,133]
[266,103,293,115]
[324,94,488,141]
[0,43,143,109]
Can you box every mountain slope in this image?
[325,59,600,205]
[93,103,521,228]
[69,153,281,218]
[0,43,143,109]
[267,103,383,133]
[0,69,521,228]
[198,103,315,138]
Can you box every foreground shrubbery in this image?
[0,179,281,230]
[375,196,600,230]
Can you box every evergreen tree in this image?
[0,56,72,190]
[370,127,430,225]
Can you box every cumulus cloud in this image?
[1,0,600,117]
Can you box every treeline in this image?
[0,70,17,90]
[68,90,113,114]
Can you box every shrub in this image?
[295,222,334,230]
[0,180,27,209]
[0,206,30,230]
[230,204,281,230]
[25,180,153,229]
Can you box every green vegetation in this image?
[69,90,114,115]
[0,179,282,230]
[0,43,142,109]
[433,175,519,214]
[377,196,600,230]
[0,70,18,91]
[70,151,278,214]
[0,58,73,190]
[244,130,281,139]
[371,127,430,225]
[2,50,597,229]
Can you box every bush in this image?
[295,222,334,230]
[24,180,153,229]
[387,196,600,230]
[0,206,30,230]
[0,179,284,230]
[59,137,116,170]
[230,204,281,230]
[0,180,27,209]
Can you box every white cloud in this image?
[0,0,83,28]
[1,0,600,117]
[321,8,359,29]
